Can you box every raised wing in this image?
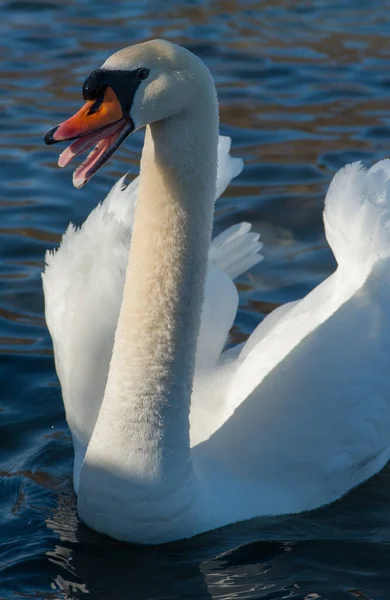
[194,161,390,520]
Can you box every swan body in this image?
[43,39,390,544]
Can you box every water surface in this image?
[2,0,390,598]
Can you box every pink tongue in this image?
[58,130,104,168]
[57,120,126,188]
[72,138,112,188]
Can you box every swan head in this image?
[44,39,214,188]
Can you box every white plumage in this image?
[43,40,390,544]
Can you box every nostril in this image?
[87,93,105,116]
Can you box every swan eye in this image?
[136,68,149,81]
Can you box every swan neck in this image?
[78,78,219,541]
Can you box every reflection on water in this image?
[2,0,390,598]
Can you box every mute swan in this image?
[43,39,390,545]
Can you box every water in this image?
[2,0,390,597]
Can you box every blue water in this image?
[2,0,390,597]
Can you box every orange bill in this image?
[46,87,124,143]
[44,86,134,188]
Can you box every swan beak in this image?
[44,87,124,144]
[44,86,134,188]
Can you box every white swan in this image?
[43,39,390,545]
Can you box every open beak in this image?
[44,86,134,188]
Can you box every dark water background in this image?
[2,0,390,597]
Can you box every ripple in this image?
[2,0,390,598]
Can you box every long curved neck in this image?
[78,85,219,542]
